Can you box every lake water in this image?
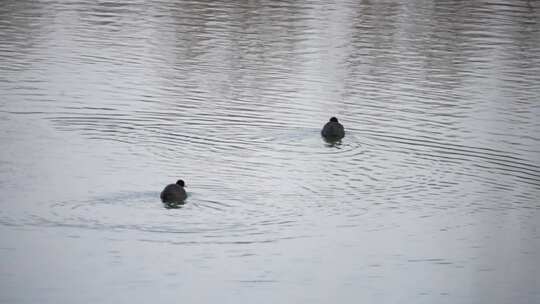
[1,0,539,303]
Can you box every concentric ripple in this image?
[1,0,540,302]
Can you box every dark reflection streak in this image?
[236,280,277,283]
[50,116,148,121]
[434,150,540,178]
[86,136,134,145]
[410,149,540,181]
[149,132,263,151]
[472,164,540,186]
[63,106,118,111]
[359,132,538,167]
[199,200,234,208]
[1,111,47,115]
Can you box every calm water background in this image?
[1,0,539,303]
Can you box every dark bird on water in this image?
[321,117,345,140]
[160,179,187,204]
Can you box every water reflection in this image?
[163,202,185,209]
[0,0,539,303]
[323,138,343,148]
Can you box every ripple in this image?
[1,1,540,302]
[0,183,317,245]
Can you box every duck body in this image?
[160,180,187,203]
[321,117,345,140]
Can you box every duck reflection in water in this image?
[163,202,184,209]
[160,179,187,207]
[321,116,345,145]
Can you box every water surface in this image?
[1,0,539,303]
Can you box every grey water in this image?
[1,0,539,303]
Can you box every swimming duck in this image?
[321,117,345,140]
[160,179,187,203]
